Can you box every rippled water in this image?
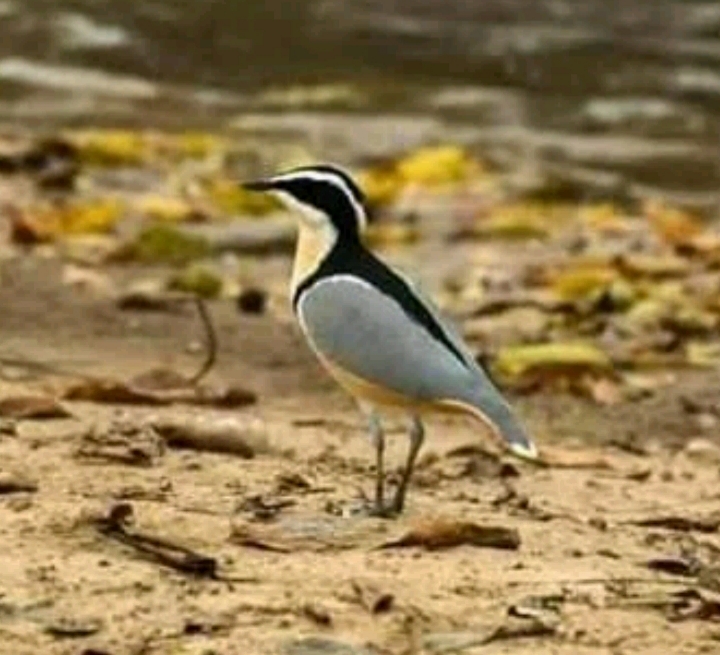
[1,0,720,196]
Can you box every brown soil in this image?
[1,253,720,655]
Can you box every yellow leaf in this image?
[615,253,691,278]
[207,178,278,216]
[31,199,124,236]
[138,195,195,222]
[69,129,147,166]
[174,132,223,159]
[357,166,404,207]
[643,198,702,246]
[688,232,720,255]
[478,214,548,240]
[686,342,720,368]
[396,145,481,186]
[644,280,686,304]
[579,203,632,234]
[623,298,667,331]
[667,307,718,335]
[149,131,225,161]
[549,265,618,301]
[364,222,420,247]
[469,202,562,240]
[494,341,613,382]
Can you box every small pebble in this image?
[237,287,267,314]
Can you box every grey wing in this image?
[296,275,483,403]
[397,272,483,368]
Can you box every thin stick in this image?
[188,296,217,385]
[93,503,252,582]
[526,576,695,587]
[94,503,218,578]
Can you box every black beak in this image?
[241,179,274,192]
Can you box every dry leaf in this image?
[539,445,615,470]
[62,373,256,409]
[76,421,165,467]
[580,203,633,234]
[44,617,103,638]
[6,205,53,245]
[459,201,571,242]
[481,615,558,645]
[422,613,558,652]
[494,341,613,390]
[472,211,549,240]
[137,195,197,222]
[63,378,169,405]
[615,253,691,279]
[644,199,702,247]
[0,395,72,419]
[357,165,403,207]
[151,416,269,459]
[229,524,294,553]
[70,129,147,166]
[549,264,617,301]
[646,557,699,577]
[683,231,720,259]
[672,589,720,621]
[630,515,720,534]
[686,342,720,368]
[364,222,419,247]
[396,145,481,186]
[301,603,333,627]
[379,518,520,551]
[0,472,38,494]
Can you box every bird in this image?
[242,163,538,517]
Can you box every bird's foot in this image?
[365,485,406,519]
[365,499,402,520]
[325,490,403,520]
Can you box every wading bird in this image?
[243,164,537,516]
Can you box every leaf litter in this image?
[62,297,257,409]
[3,128,720,654]
[378,517,521,551]
[0,394,72,419]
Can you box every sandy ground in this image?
[1,254,720,655]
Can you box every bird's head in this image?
[242,164,367,239]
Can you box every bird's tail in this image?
[443,382,538,461]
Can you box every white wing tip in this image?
[508,440,539,461]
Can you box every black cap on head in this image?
[242,164,367,236]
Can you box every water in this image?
[1,0,720,197]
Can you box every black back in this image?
[293,236,471,371]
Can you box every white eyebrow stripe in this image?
[269,169,367,230]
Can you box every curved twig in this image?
[188,296,218,385]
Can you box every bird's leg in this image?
[366,411,386,511]
[390,415,425,515]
